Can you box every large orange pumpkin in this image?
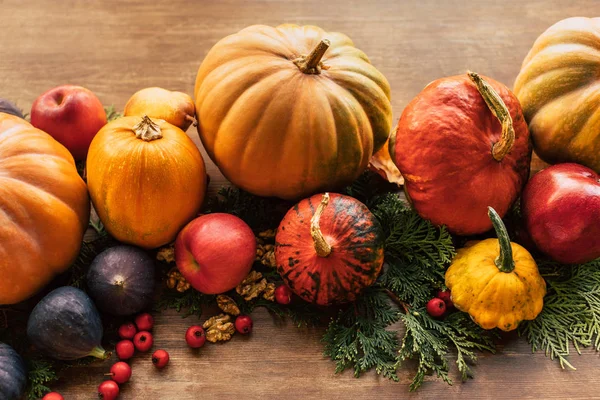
[87,115,206,249]
[514,17,600,171]
[0,113,89,305]
[194,24,393,200]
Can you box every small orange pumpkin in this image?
[0,113,90,305]
[194,24,393,200]
[87,115,206,249]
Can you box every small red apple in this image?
[522,163,600,264]
[175,213,256,294]
[30,85,107,160]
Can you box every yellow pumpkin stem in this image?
[488,207,515,273]
[185,114,198,127]
[467,71,515,162]
[294,39,331,75]
[310,193,332,257]
[133,115,163,141]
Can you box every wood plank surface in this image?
[1,0,599,398]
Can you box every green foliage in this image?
[207,186,293,232]
[104,105,122,122]
[323,288,401,380]
[373,193,455,307]
[26,359,57,400]
[400,310,497,391]
[519,258,600,369]
[154,288,214,319]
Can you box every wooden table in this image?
[2,0,599,398]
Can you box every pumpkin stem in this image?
[294,39,330,75]
[488,207,515,273]
[133,115,163,141]
[310,193,332,257]
[467,71,515,162]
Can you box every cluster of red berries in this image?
[426,289,454,318]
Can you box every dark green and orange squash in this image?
[275,192,384,305]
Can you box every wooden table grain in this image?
[2,0,599,398]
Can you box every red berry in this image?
[42,393,64,400]
[134,313,154,331]
[426,298,447,318]
[133,331,153,352]
[108,361,132,384]
[234,315,253,334]
[118,322,137,339]
[115,340,135,360]
[185,325,206,349]
[98,380,119,400]
[274,285,292,305]
[152,349,170,369]
[436,289,454,309]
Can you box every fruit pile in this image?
[1,17,600,399]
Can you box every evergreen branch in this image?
[519,258,600,369]
[26,359,58,400]
[322,288,401,381]
[154,289,214,319]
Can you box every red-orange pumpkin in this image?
[275,193,384,305]
[0,113,90,305]
[390,72,532,235]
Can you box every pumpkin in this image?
[124,87,197,131]
[0,113,90,305]
[194,24,393,200]
[275,193,385,305]
[514,17,600,171]
[27,286,108,360]
[0,342,27,400]
[87,115,207,249]
[445,207,546,331]
[390,72,532,235]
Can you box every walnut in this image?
[263,282,276,301]
[203,314,235,343]
[236,271,268,301]
[166,267,191,292]
[258,229,277,239]
[261,249,276,268]
[216,295,240,316]
[157,243,175,264]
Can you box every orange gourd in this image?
[87,115,206,249]
[0,113,90,305]
[194,24,393,200]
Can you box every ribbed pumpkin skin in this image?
[0,113,90,305]
[0,342,27,400]
[194,24,393,200]
[87,116,206,249]
[275,193,384,305]
[391,75,531,235]
[514,17,600,171]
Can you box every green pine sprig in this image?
[519,258,600,369]
[26,359,58,400]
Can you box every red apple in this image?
[175,213,256,294]
[522,163,600,264]
[30,85,107,160]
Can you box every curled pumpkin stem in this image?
[488,206,515,273]
[310,193,332,257]
[467,71,515,162]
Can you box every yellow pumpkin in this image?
[445,207,546,331]
[514,17,600,171]
[194,24,393,200]
[87,115,206,249]
[124,87,197,131]
[0,113,89,304]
